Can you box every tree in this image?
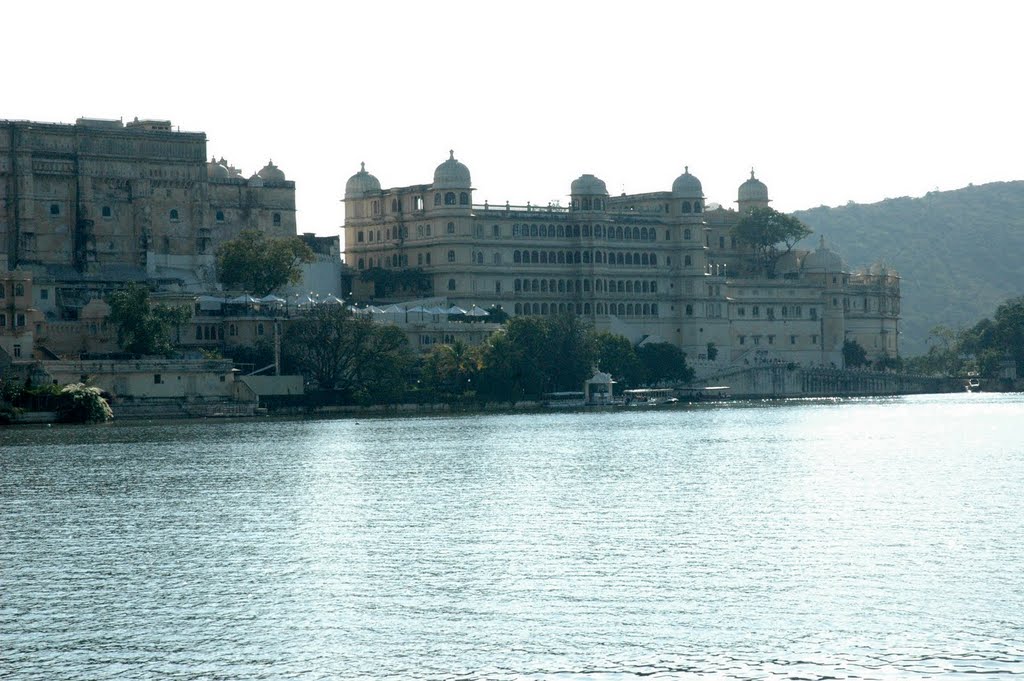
[842,339,869,368]
[215,230,314,295]
[419,340,481,399]
[637,343,694,385]
[107,283,190,356]
[732,207,813,276]
[283,304,413,402]
[592,332,642,388]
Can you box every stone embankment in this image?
[710,365,961,398]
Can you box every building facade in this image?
[343,154,900,368]
[0,117,296,302]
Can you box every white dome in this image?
[206,157,229,180]
[570,174,608,196]
[738,169,769,202]
[433,150,471,189]
[802,236,846,273]
[671,166,703,197]
[257,159,286,183]
[345,162,382,198]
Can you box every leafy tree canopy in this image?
[216,230,314,295]
[842,339,869,368]
[107,283,190,356]
[637,342,694,385]
[732,207,813,276]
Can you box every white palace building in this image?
[342,153,900,368]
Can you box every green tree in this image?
[215,230,314,295]
[637,342,694,385]
[107,283,190,356]
[420,340,481,399]
[732,207,813,276]
[842,339,869,368]
[592,332,642,388]
[283,304,413,402]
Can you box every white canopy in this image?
[446,305,467,315]
[259,294,286,304]
[321,295,345,305]
[381,304,404,314]
[465,305,490,317]
[230,294,258,304]
[406,305,429,313]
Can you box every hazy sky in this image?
[7,1,1022,237]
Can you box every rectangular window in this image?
[493,224,500,237]
[739,335,746,345]
[13,345,21,358]
[790,335,797,345]
[40,288,49,300]
[738,307,745,317]
[812,334,819,345]
[102,206,112,218]
[16,313,25,327]
[495,281,501,294]
[752,306,759,317]
[768,335,775,345]
[154,374,162,384]
[0,313,6,327]
[49,203,60,215]
[809,308,818,320]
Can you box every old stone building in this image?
[0,117,296,311]
[343,154,900,369]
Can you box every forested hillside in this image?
[793,181,1024,355]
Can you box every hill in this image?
[793,181,1024,355]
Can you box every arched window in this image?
[582,225,590,237]
[434,193,441,206]
[632,228,640,240]
[651,281,658,293]
[514,303,522,314]
[684,255,692,266]
[515,279,522,292]
[583,251,591,264]
[257,323,265,336]
[514,250,522,263]
[574,251,581,263]
[215,210,225,222]
[641,253,649,266]
[584,303,591,314]
[493,252,500,264]
[448,278,456,291]
[557,225,565,237]
[557,251,565,264]
[358,258,365,269]
[681,201,692,213]
[618,303,626,316]
[445,192,456,205]
[448,250,456,262]
[531,251,539,263]
[541,280,548,292]
[642,281,649,293]
[650,254,657,266]
[685,304,693,316]
[169,208,180,221]
[625,253,633,266]
[558,280,566,293]
[459,192,469,205]
[617,280,625,293]
[540,251,548,264]
[651,303,659,315]
[447,221,455,234]
[540,224,548,237]
[615,226,623,239]
[583,280,591,292]
[694,201,702,214]
[532,279,539,292]
[532,303,540,314]
[643,304,650,316]
[684,228,691,240]
[626,281,633,293]
[530,224,538,237]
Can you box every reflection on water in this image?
[2,393,1023,679]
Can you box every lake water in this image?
[2,393,1023,680]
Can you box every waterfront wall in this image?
[710,365,960,398]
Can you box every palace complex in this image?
[344,153,900,367]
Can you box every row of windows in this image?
[512,250,660,267]
[510,223,660,241]
[738,334,820,346]
[514,279,659,295]
[196,323,269,339]
[513,301,659,317]
[734,305,818,320]
[0,312,27,327]
[0,283,26,298]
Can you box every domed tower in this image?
[431,150,472,210]
[570,174,609,211]
[344,162,382,220]
[671,166,704,214]
[737,169,770,214]
[206,156,229,181]
[803,235,848,364]
[257,159,286,183]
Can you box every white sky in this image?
[7,1,1023,237]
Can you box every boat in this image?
[622,388,679,406]
[966,378,981,392]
